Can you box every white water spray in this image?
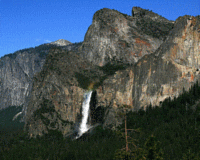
[76,91,93,139]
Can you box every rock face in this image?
[0,48,46,110]
[24,7,185,137]
[0,40,75,110]
[131,15,200,109]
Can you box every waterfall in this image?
[76,91,93,139]
[12,111,22,121]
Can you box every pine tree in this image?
[144,135,163,160]
[182,149,200,160]
[114,105,145,160]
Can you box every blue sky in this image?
[0,0,199,58]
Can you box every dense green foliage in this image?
[1,82,200,159]
[99,58,129,76]
[0,126,124,160]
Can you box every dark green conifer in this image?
[144,135,163,160]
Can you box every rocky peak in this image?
[132,7,144,16]
[50,39,72,46]
[80,8,164,66]
[132,6,173,23]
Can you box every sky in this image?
[0,0,199,58]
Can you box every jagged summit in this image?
[50,39,72,46]
[132,6,174,23]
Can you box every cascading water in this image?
[76,91,93,139]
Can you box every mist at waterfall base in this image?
[64,90,105,140]
[75,91,95,139]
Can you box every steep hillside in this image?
[0,40,80,110]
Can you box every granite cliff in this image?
[132,15,200,109]
[80,8,173,66]
[23,7,200,137]
[0,46,46,110]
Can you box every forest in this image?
[0,81,200,159]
